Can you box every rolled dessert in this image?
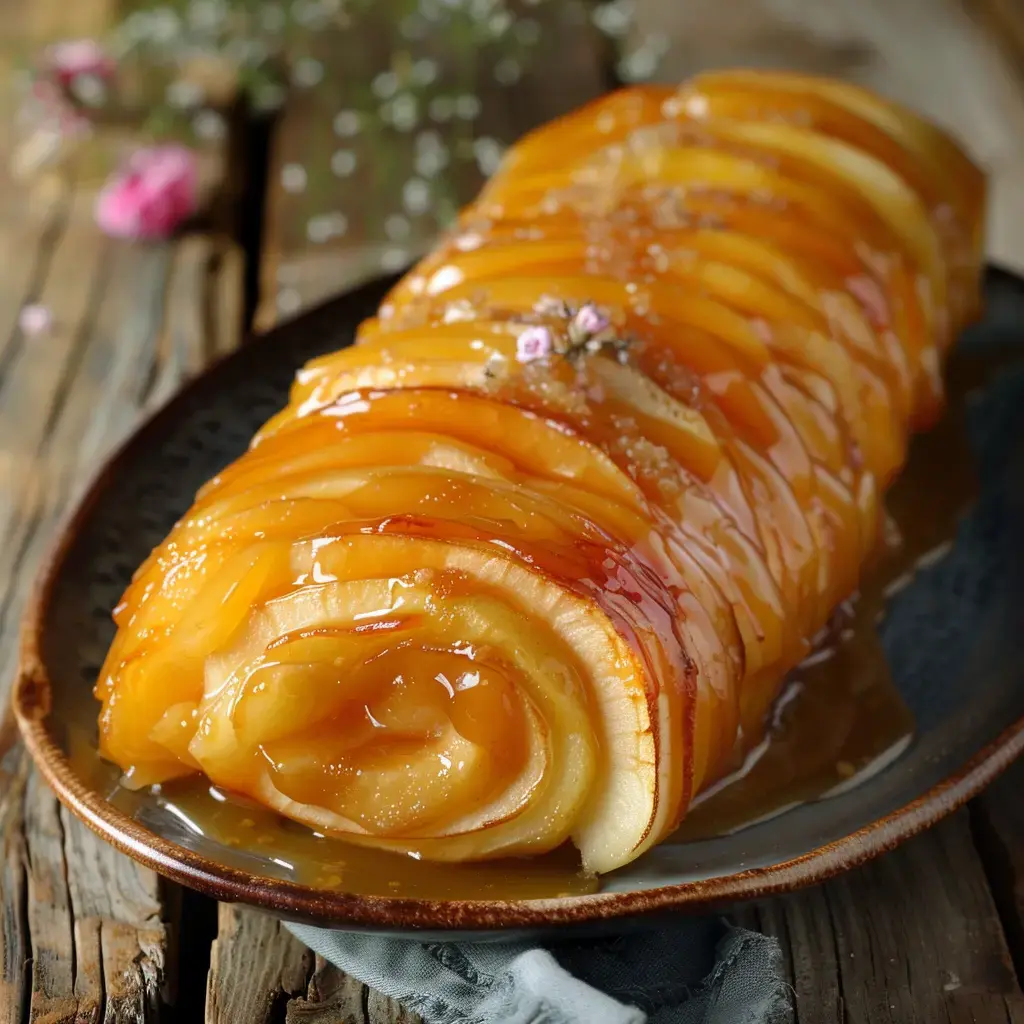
[96,71,986,875]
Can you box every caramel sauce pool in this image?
[71,345,1006,901]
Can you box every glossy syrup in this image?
[75,345,1003,900]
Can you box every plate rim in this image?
[11,264,1024,932]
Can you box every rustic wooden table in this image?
[2,1,1024,1021]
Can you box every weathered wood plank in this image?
[284,955,424,1024]
[0,194,241,1022]
[21,772,174,1024]
[61,794,177,1020]
[0,186,111,592]
[22,771,86,1023]
[755,812,1024,1023]
[366,989,423,1024]
[211,239,245,359]
[285,956,370,1024]
[205,906,311,1024]
[148,235,224,409]
[0,736,30,1024]
[0,5,241,1021]
[973,759,1024,989]
[0,181,66,384]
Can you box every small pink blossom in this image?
[46,39,115,88]
[516,325,554,363]
[18,304,53,336]
[572,303,610,337]
[95,145,199,240]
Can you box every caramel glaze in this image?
[94,71,987,882]
[73,336,997,899]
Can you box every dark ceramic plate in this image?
[13,266,1024,938]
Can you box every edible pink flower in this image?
[95,145,198,240]
[516,325,554,362]
[46,39,115,88]
[573,302,610,337]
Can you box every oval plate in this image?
[13,265,1024,938]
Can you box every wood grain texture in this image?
[974,759,1024,990]
[206,906,312,1024]
[202,911,433,1024]
[0,131,239,1021]
[285,957,423,1024]
[286,957,377,1024]
[0,739,30,1024]
[752,813,1024,1023]
[21,772,173,1024]
[207,914,427,1024]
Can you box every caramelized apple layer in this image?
[96,72,985,875]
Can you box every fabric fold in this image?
[285,918,790,1024]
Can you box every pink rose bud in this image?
[95,145,199,241]
[573,302,610,337]
[47,39,115,87]
[516,325,554,363]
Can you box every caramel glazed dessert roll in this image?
[97,71,986,876]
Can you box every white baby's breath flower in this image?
[402,178,431,215]
[429,96,454,122]
[277,288,302,315]
[193,109,226,140]
[415,147,449,178]
[494,58,521,85]
[385,214,411,240]
[411,58,438,86]
[330,149,357,177]
[454,94,481,120]
[372,70,399,99]
[70,74,108,108]
[188,0,226,31]
[380,248,410,272]
[333,110,361,137]
[473,136,504,176]
[592,0,634,37]
[390,93,419,131]
[307,212,348,243]
[166,79,205,109]
[281,163,307,193]
[292,57,325,88]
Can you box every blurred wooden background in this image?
[1,1,1024,1021]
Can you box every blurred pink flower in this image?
[46,39,115,88]
[95,145,199,240]
[572,302,610,338]
[18,304,53,336]
[516,325,554,363]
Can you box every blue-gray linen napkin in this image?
[286,916,789,1024]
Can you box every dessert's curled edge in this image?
[96,71,986,876]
